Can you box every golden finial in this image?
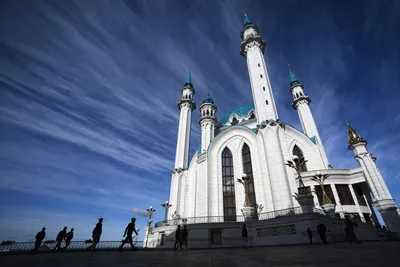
[346,117,364,145]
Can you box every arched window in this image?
[265,100,269,105]
[206,110,210,116]
[293,145,307,171]
[249,113,255,120]
[222,148,236,222]
[242,144,256,208]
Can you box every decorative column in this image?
[348,184,366,222]
[312,172,336,217]
[237,174,257,221]
[330,184,344,218]
[286,155,315,213]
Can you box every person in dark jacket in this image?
[64,228,74,249]
[181,225,189,250]
[242,224,248,247]
[53,226,67,251]
[119,218,139,251]
[32,227,46,252]
[306,227,313,244]
[87,218,103,251]
[316,222,327,244]
[173,225,181,250]
[345,215,360,243]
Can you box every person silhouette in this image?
[87,218,103,251]
[182,225,189,250]
[32,227,46,253]
[316,222,327,244]
[119,217,139,251]
[173,225,181,250]
[306,227,313,244]
[64,228,74,249]
[53,226,67,251]
[242,224,248,247]
[345,215,360,243]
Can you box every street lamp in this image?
[145,219,152,248]
[161,201,172,223]
[146,206,156,220]
[285,155,309,195]
[171,211,181,225]
[135,228,140,242]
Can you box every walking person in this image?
[345,215,360,244]
[306,227,313,244]
[181,225,189,250]
[64,228,74,250]
[242,224,248,247]
[119,218,139,251]
[316,222,327,244]
[32,227,46,253]
[87,218,103,251]
[53,227,67,251]
[173,225,182,250]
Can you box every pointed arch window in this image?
[222,148,236,222]
[231,117,238,125]
[293,145,307,171]
[242,144,257,208]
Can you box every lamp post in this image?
[171,211,181,225]
[146,206,156,221]
[312,171,336,217]
[145,206,156,248]
[237,174,257,221]
[161,201,172,223]
[135,228,140,242]
[285,155,309,195]
[145,219,152,248]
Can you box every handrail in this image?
[0,240,143,253]
[155,206,320,228]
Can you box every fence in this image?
[0,240,143,253]
[155,206,324,228]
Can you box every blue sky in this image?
[0,0,399,242]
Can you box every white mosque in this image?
[146,13,400,248]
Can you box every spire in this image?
[346,118,364,145]
[244,11,251,26]
[184,70,193,88]
[288,64,302,89]
[288,64,297,82]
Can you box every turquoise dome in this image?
[220,104,255,125]
[202,95,214,104]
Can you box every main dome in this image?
[219,104,255,125]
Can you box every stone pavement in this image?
[0,241,398,267]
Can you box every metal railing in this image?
[155,206,323,228]
[0,241,143,253]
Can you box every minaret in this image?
[240,12,278,124]
[174,72,196,170]
[346,119,400,232]
[198,94,217,153]
[289,65,329,168]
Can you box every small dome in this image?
[202,95,214,104]
[220,104,255,125]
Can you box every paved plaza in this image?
[0,241,398,267]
